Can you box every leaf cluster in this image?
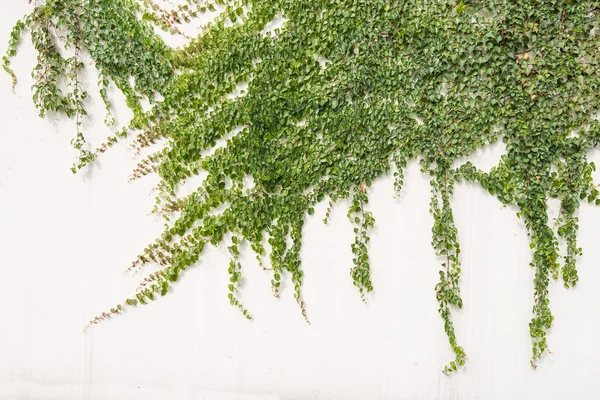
[6,0,600,372]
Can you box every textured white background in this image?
[3,2,600,399]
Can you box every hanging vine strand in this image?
[5,0,600,373]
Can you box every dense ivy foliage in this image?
[6,0,600,373]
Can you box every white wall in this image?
[3,3,600,399]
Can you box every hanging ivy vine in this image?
[5,0,600,373]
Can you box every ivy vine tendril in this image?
[5,0,600,373]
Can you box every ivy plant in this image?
[5,0,600,373]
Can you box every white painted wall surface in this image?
[2,3,600,400]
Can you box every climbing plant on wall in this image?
[5,0,600,373]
